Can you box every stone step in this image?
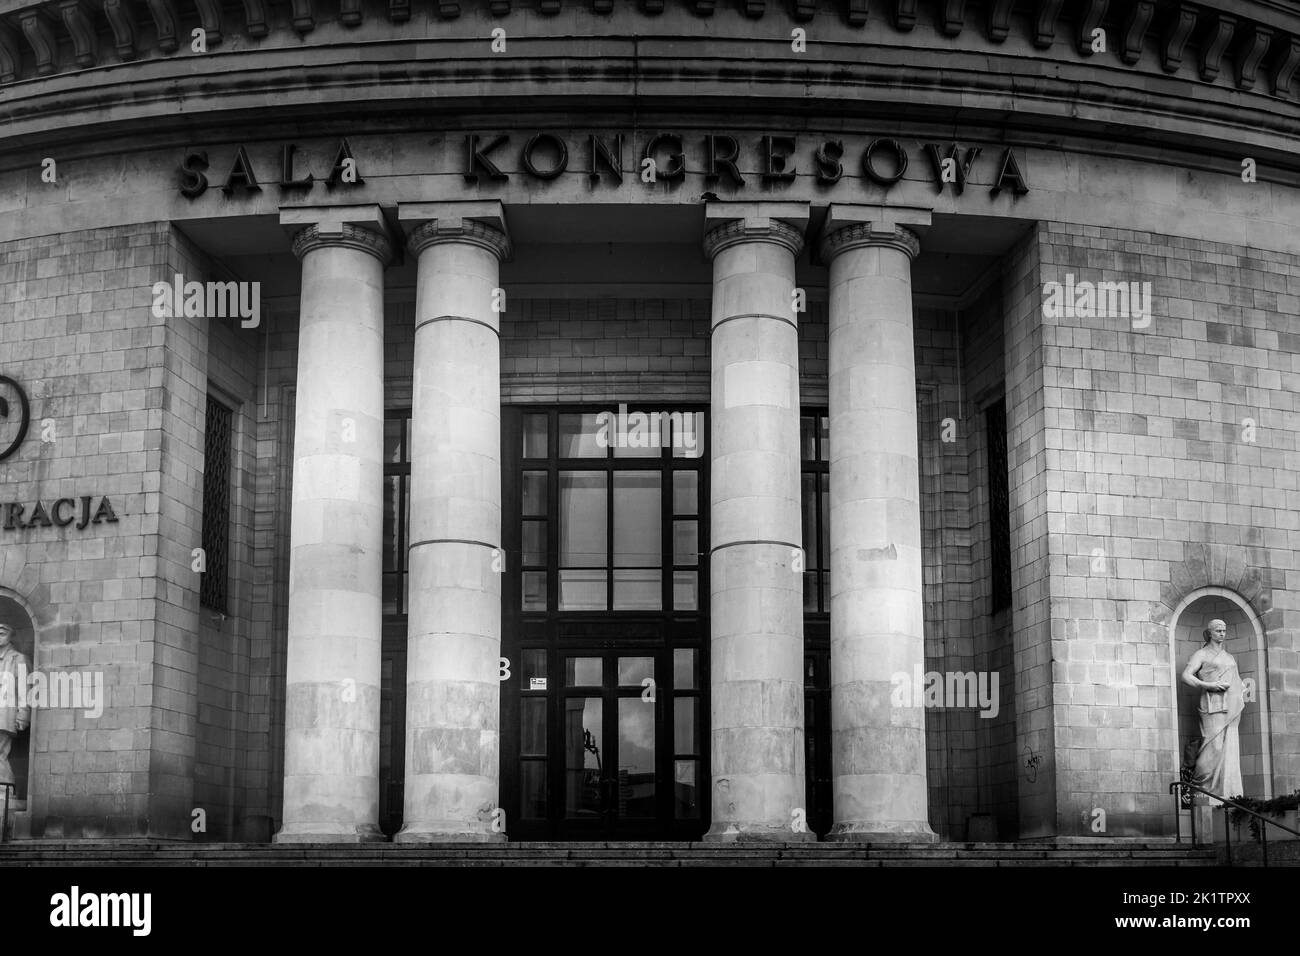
[0,840,1221,866]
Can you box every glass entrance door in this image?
[502,405,709,840]
[561,651,660,837]
[513,640,706,839]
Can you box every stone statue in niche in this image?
[0,622,29,797]
[1180,619,1244,803]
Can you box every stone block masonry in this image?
[0,222,215,839]
[1031,222,1300,837]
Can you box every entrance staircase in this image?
[0,840,1219,866]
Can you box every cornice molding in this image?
[0,0,1297,106]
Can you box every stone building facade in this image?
[0,0,1296,844]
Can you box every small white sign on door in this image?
[529,677,548,691]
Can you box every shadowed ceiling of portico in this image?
[177,208,1026,303]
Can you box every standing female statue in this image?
[1180,619,1244,803]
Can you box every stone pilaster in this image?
[702,202,814,843]
[395,202,511,842]
[275,210,392,843]
[819,204,937,843]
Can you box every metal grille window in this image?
[799,413,830,614]
[986,397,1012,613]
[382,415,412,616]
[200,396,233,612]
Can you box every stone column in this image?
[702,202,814,843]
[395,202,511,842]
[276,208,392,843]
[819,204,936,843]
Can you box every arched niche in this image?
[0,593,36,807]
[1167,587,1272,801]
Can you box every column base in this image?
[703,822,819,844]
[273,823,387,844]
[825,821,940,843]
[393,823,507,844]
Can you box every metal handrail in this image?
[1169,780,1300,867]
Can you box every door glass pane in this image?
[673,649,697,690]
[522,571,547,611]
[672,471,698,516]
[820,473,829,569]
[800,415,815,461]
[819,415,829,461]
[384,418,403,464]
[521,761,547,819]
[558,413,605,458]
[801,473,817,571]
[564,697,603,818]
[559,570,607,610]
[613,443,662,459]
[613,472,660,567]
[618,698,656,818]
[614,570,661,610]
[674,697,697,755]
[383,475,400,573]
[521,698,547,756]
[560,472,606,566]
[674,760,699,819]
[566,657,603,686]
[522,472,547,517]
[671,412,704,458]
[611,408,664,458]
[382,573,400,616]
[523,520,546,567]
[673,571,698,611]
[803,571,819,612]
[523,413,548,458]
[617,656,654,686]
[673,520,698,566]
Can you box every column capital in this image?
[289,222,394,264]
[820,223,922,262]
[817,203,931,263]
[280,205,394,264]
[702,201,809,260]
[399,200,512,261]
